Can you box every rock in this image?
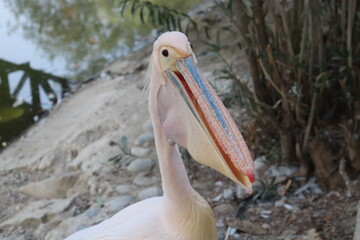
[260,210,272,219]
[212,194,222,202]
[130,147,151,157]
[254,156,268,179]
[0,199,72,228]
[354,200,360,240]
[142,119,153,130]
[74,223,91,232]
[109,195,134,211]
[215,181,224,186]
[45,204,109,240]
[262,223,271,230]
[133,172,159,186]
[115,184,134,194]
[137,186,162,200]
[19,173,79,199]
[295,177,324,195]
[127,158,154,172]
[134,132,154,145]
[84,207,101,219]
[236,185,251,200]
[222,188,234,200]
[266,165,298,179]
[87,176,113,196]
[307,228,322,240]
[217,231,225,240]
[213,204,234,218]
[216,219,225,228]
[225,217,267,235]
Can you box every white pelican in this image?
[66,31,254,240]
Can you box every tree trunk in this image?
[233,0,273,105]
[280,110,295,164]
[354,200,360,240]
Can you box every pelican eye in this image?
[190,43,193,50]
[162,49,169,57]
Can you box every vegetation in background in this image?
[122,0,360,190]
[4,0,200,81]
[253,177,280,202]
[108,136,134,165]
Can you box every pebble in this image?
[84,207,100,218]
[262,223,271,230]
[137,186,162,200]
[75,224,90,232]
[115,184,134,194]
[213,204,233,217]
[18,173,79,199]
[127,158,154,172]
[267,165,298,178]
[222,188,234,200]
[284,204,294,211]
[216,219,225,228]
[254,156,268,178]
[212,194,222,202]
[275,197,286,207]
[0,199,72,228]
[133,172,158,186]
[109,195,134,211]
[260,210,272,218]
[217,232,225,240]
[236,185,251,200]
[134,132,154,145]
[130,147,151,157]
[142,119,153,130]
[215,181,224,186]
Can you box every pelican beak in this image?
[164,56,254,193]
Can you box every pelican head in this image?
[149,31,254,193]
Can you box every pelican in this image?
[66,31,254,240]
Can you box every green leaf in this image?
[130,1,139,16]
[148,7,156,26]
[190,19,198,31]
[158,8,163,25]
[204,26,210,39]
[227,0,233,12]
[107,154,123,163]
[165,13,171,30]
[96,195,104,208]
[139,5,145,24]
[236,42,243,50]
[177,17,182,32]
[120,1,128,15]
[185,22,190,35]
[170,14,176,30]
[121,136,128,149]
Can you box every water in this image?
[0,0,199,149]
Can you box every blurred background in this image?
[0,0,199,149]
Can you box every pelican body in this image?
[66,31,254,240]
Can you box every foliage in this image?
[252,177,280,202]
[226,0,360,175]
[117,0,198,34]
[122,0,360,182]
[4,0,199,81]
[108,136,134,164]
[96,195,105,208]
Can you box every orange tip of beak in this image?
[247,168,255,183]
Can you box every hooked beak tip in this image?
[246,168,255,183]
